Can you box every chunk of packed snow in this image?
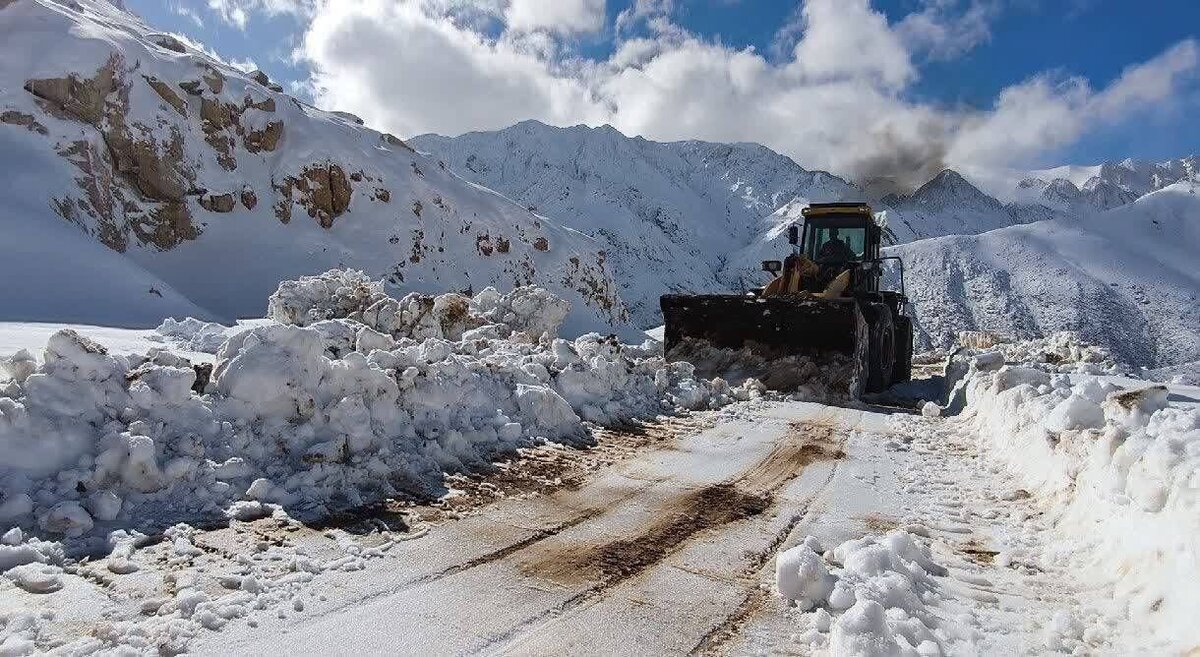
[777,531,958,655]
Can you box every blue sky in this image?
[124,0,1199,179]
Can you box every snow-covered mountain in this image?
[1014,156,1198,213]
[0,0,625,336]
[2,0,1196,368]
[411,121,862,322]
[893,181,1200,368]
[881,170,1017,241]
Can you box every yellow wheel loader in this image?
[660,203,913,397]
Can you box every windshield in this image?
[805,226,866,261]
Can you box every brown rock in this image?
[273,164,352,228]
[267,83,283,93]
[144,76,186,116]
[243,95,275,112]
[200,96,232,129]
[495,237,510,254]
[24,55,119,126]
[1,110,48,135]
[532,237,549,252]
[101,127,190,202]
[202,67,224,94]
[349,171,363,182]
[178,80,203,96]
[149,34,187,53]
[249,70,270,86]
[199,193,236,213]
[133,201,199,250]
[241,187,258,210]
[243,120,283,153]
[273,177,293,223]
[374,188,390,203]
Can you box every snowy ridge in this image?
[891,181,1200,368]
[0,0,626,337]
[1017,156,1199,212]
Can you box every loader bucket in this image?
[660,294,868,397]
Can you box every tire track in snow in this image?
[482,420,844,656]
[689,443,844,655]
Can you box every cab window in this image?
[805,226,866,261]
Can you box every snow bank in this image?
[951,334,1200,652]
[0,271,757,552]
[776,532,973,656]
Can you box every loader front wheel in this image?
[864,303,895,393]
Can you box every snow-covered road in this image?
[190,402,853,655]
[173,400,1083,656]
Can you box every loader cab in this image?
[796,203,882,293]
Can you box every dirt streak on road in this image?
[517,420,844,593]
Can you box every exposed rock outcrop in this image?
[30,56,201,252]
[144,76,186,116]
[199,193,236,213]
[274,164,353,228]
[241,187,258,210]
[1,110,47,134]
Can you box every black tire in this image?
[892,315,914,385]
[864,303,895,393]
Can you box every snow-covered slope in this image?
[410,121,863,323]
[892,182,1200,368]
[0,0,625,337]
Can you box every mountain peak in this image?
[909,169,990,202]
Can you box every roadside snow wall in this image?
[0,270,757,550]
[950,333,1199,653]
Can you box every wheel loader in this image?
[660,203,913,397]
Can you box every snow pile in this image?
[939,331,1125,416]
[0,274,757,549]
[267,269,572,343]
[155,317,235,354]
[266,270,386,328]
[665,338,861,399]
[776,531,972,656]
[954,338,1200,652]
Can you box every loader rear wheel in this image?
[864,303,895,393]
[893,315,913,384]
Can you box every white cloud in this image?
[897,0,997,60]
[170,1,205,28]
[948,39,1200,169]
[787,0,913,89]
[204,0,312,29]
[275,0,1199,187]
[301,0,606,137]
[505,0,606,35]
